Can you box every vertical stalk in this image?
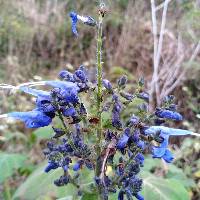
[95,7,104,200]
[96,13,103,166]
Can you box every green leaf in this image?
[0,152,27,183]
[166,165,196,188]
[81,193,98,200]
[142,156,162,172]
[33,126,53,139]
[141,172,190,200]
[12,163,76,200]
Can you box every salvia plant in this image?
[0,2,199,200]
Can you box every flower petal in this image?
[8,110,52,128]
[162,149,174,163]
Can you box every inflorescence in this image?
[0,9,198,200]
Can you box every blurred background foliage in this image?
[0,0,200,199]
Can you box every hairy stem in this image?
[95,7,105,200]
[95,13,103,174]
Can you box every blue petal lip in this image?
[45,81,79,91]
[20,86,50,97]
[144,126,192,136]
[152,146,166,157]
[162,149,174,163]
[8,110,52,128]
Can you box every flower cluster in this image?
[1,9,198,200]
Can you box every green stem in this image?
[95,10,105,200]
[4,180,11,200]
[95,13,103,175]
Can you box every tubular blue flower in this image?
[20,86,50,97]
[120,91,133,101]
[118,190,124,200]
[103,79,113,91]
[150,131,174,163]
[144,126,192,136]
[69,11,96,36]
[117,128,130,149]
[135,193,144,200]
[74,65,88,83]
[155,108,183,121]
[52,127,65,138]
[73,160,84,171]
[137,92,149,102]
[62,107,77,117]
[45,81,79,92]
[60,88,79,104]
[69,12,78,36]
[8,110,52,128]
[59,70,75,82]
[127,115,140,127]
[162,149,174,163]
[79,103,87,116]
[44,162,59,173]
[54,175,69,186]
[20,87,55,113]
[112,111,122,129]
[118,75,127,88]
[144,126,193,162]
[135,153,145,166]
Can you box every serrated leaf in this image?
[0,152,27,183]
[141,172,190,200]
[12,163,76,200]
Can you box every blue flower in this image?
[20,87,55,114]
[135,153,145,166]
[62,107,77,117]
[8,110,52,128]
[137,92,149,102]
[69,12,78,36]
[118,75,127,88]
[103,79,113,91]
[45,81,79,92]
[59,70,75,82]
[54,175,69,186]
[112,111,122,129]
[20,86,50,97]
[145,126,192,162]
[127,115,140,127]
[144,128,175,163]
[120,91,133,101]
[59,88,79,104]
[144,126,192,136]
[117,128,130,149]
[155,108,183,121]
[44,162,59,173]
[118,190,124,200]
[69,11,96,36]
[74,65,88,83]
[73,160,84,171]
[135,193,144,200]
